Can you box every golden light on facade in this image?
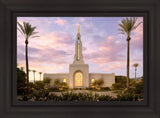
[63,78,66,83]
[74,72,83,87]
[78,44,80,60]
[91,78,95,84]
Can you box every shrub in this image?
[29,82,35,88]
[30,89,49,101]
[115,76,127,84]
[115,88,143,101]
[17,67,26,95]
[48,87,59,91]
[101,87,110,91]
[53,79,67,88]
[112,83,125,90]
[97,79,104,88]
[48,93,62,101]
[54,79,61,87]
[60,82,68,88]
[43,77,51,85]
[134,82,143,94]
[129,79,136,87]
[17,87,26,95]
[92,78,104,88]
[34,81,45,90]
[98,95,113,101]
[116,93,138,101]
[116,92,141,101]
[20,91,116,101]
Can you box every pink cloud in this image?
[80,18,85,22]
[83,35,126,65]
[54,18,67,26]
[17,30,74,76]
[103,62,123,71]
[17,31,74,54]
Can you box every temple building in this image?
[43,26,115,88]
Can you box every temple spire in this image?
[73,26,84,64]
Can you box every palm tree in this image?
[17,22,39,94]
[118,17,142,90]
[39,72,42,81]
[32,70,36,84]
[133,63,139,80]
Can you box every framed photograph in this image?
[0,0,160,118]
[16,16,144,103]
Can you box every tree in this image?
[43,77,51,85]
[92,79,104,88]
[115,76,127,88]
[54,79,61,88]
[112,83,124,90]
[118,17,142,90]
[135,82,143,95]
[29,82,35,89]
[129,79,136,88]
[39,72,42,81]
[17,67,26,95]
[43,77,51,89]
[17,67,26,88]
[112,76,128,89]
[32,70,36,83]
[60,82,68,88]
[17,22,39,94]
[133,63,139,80]
[97,79,104,88]
[34,81,45,90]
[92,80,98,88]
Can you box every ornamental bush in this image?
[112,83,125,90]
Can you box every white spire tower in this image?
[73,26,84,64]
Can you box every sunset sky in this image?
[17,17,143,81]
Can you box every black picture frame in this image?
[0,0,160,118]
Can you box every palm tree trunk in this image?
[127,40,130,90]
[40,74,41,81]
[34,73,35,83]
[25,39,29,94]
[135,68,137,80]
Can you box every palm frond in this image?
[31,35,39,38]
[17,27,24,36]
[17,22,25,35]
[133,63,139,67]
[119,24,126,31]
[17,21,39,40]
[133,21,143,30]
[118,17,142,38]
[118,28,125,34]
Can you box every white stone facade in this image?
[43,26,115,88]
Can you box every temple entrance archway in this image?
[74,71,83,87]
